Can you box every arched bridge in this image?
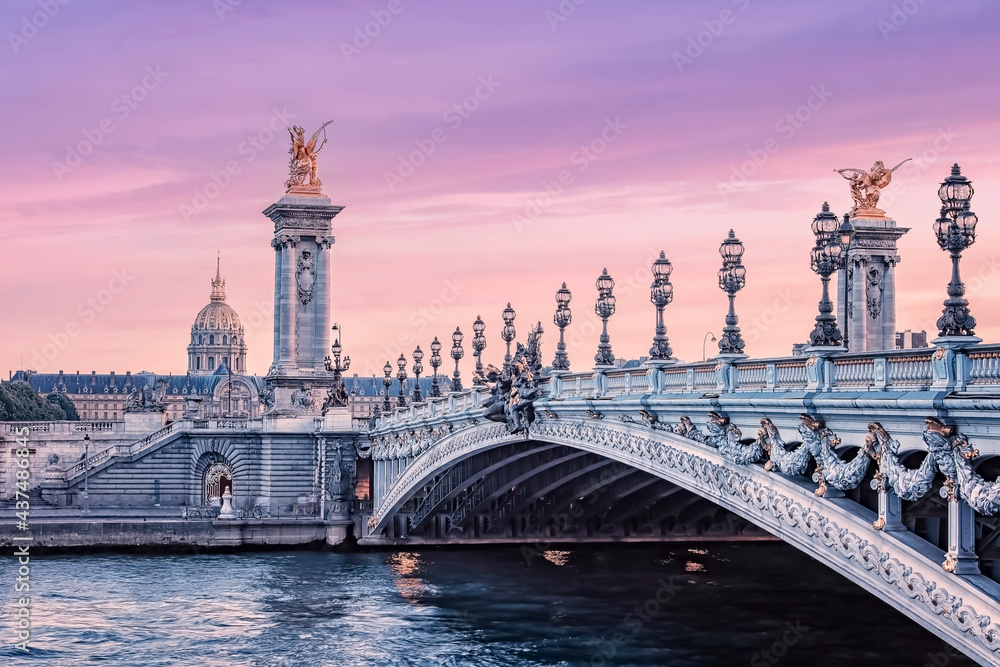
[364,344,1000,665]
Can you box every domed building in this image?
[187,258,248,375]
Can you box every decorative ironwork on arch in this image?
[203,461,234,504]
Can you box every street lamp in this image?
[429,337,443,398]
[553,283,572,371]
[501,303,516,372]
[649,251,674,360]
[717,230,747,355]
[594,268,617,366]
[412,346,424,402]
[702,332,717,362]
[472,316,487,384]
[808,203,845,347]
[451,327,465,392]
[838,214,854,248]
[396,354,408,408]
[382,360,393,411]
[82,433,90,514]
[324,335,351,383]
[934,164,978,337]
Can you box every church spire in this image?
[210,251,226,302]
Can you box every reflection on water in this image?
[0,544,975,667]
[387,552,426,603]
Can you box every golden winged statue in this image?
[285,121,333,193]
[833,159,911,217]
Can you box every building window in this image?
[208,356,215,369]
[104,412,108,418]
[209,334,215,345]
[223,356,229,368]
[196,358,201,370]
[223,334,228,344]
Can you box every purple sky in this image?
[2,0,999,378]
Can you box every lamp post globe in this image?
[472,316,487,384]
[552,283,573,371]
[934,165,979,337]
[501,303,516,371]
[717,230,747,355]
[395,354,408,408]
[648,251,674,360]
[450,326,465,392]
[429,337,443,398]
[382,360,393,411]
[412,346,424,402]
[594,269,617,366]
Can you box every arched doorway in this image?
[204,461,234,504]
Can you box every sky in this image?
[2,0,999,379]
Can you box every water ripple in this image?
[0,545,976,667]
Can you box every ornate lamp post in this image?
[412,346,424,402]
[451,326,464,392]
[395,354,408,408]
[594,269,616,366]
[501,303,516,372]
[324,336,351,383]
[649,251,674,359]
[717,230,747,355]
[807,203,846,347]
[429,337,443,398]
[552,283,572,371]
[934,164,978,337]
[472,316,487,384]
[382,360,393,411]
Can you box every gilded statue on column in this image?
[833,159,910,217]
[285,121,333,193]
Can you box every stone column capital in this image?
[272,234,300,250]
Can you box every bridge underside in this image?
[362,442,989,560]
[361,440,774,545]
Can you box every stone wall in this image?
[0,421,130,499]
[0,518,332,550]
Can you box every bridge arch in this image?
[369,417,1000,664]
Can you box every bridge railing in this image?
[968,346,1000,387]
[3,420,125,434]
[373,342,1000,429]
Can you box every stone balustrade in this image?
[4,420,124,434]
[374,342,999,429]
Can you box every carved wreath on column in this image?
[865,265,883,320]
[291,387,314,411]
[296,250,315,305]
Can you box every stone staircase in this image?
[0,486,55,510]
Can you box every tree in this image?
[46,392,79,420]
[0,382,80,421]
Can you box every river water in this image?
[1,544,973,666]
